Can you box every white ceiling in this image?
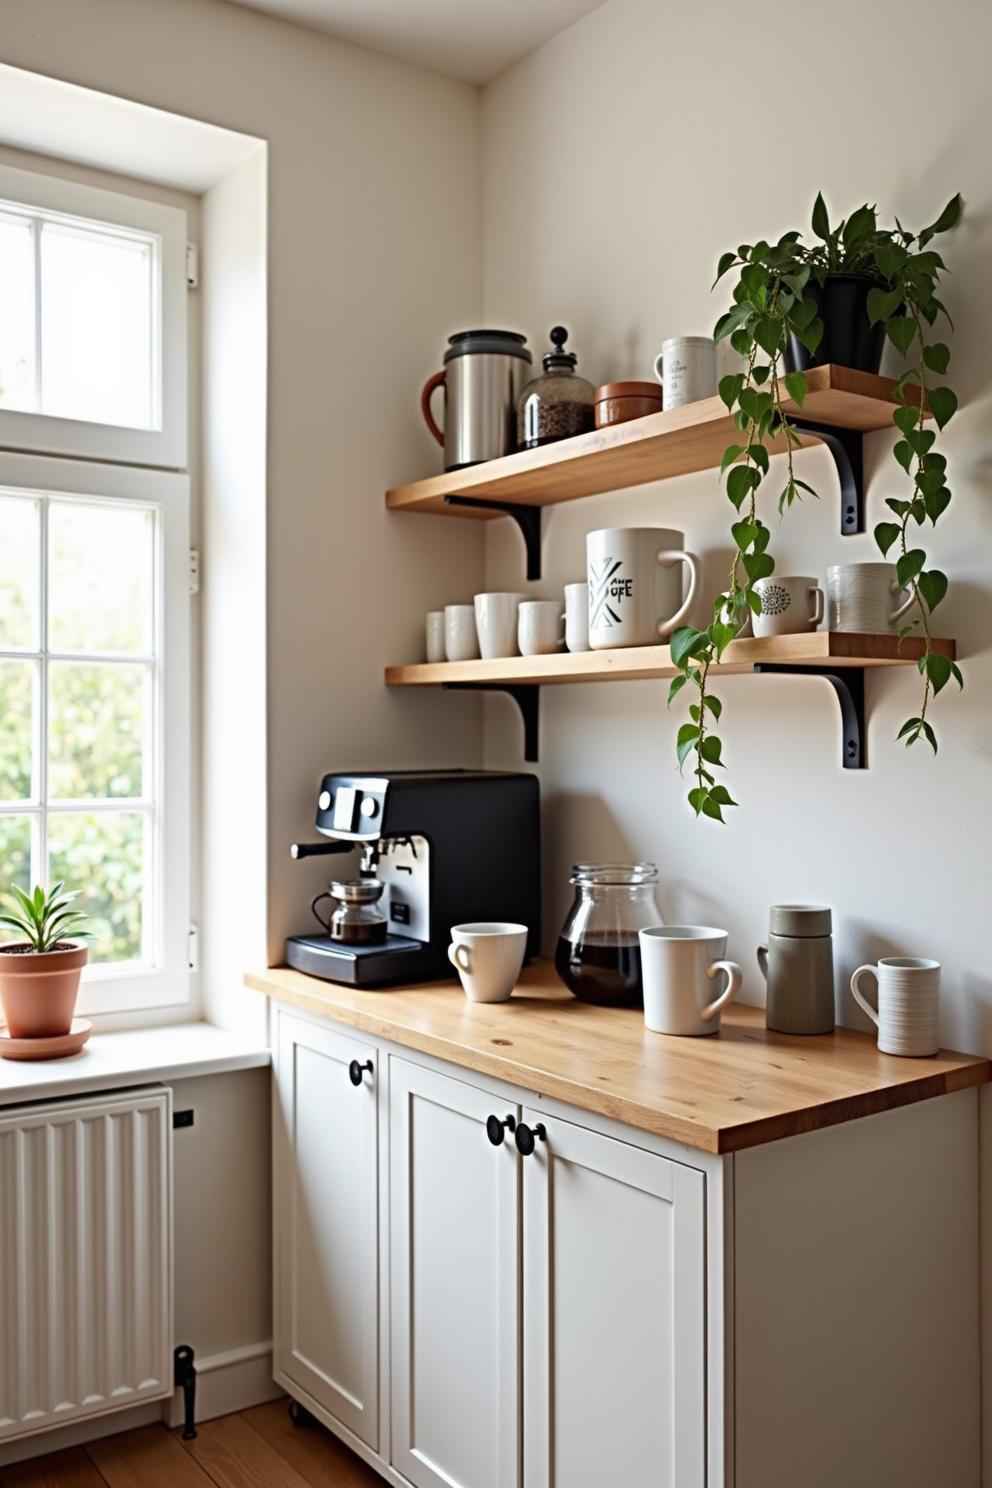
[220,0,605,83]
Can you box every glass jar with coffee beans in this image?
[517,326,595,449]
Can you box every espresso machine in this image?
[287,769,541,987]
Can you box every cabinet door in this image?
[390,1059,520,1488]
[522,1109,705,1488]
[273,1011,379,1448]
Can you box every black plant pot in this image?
[785,273,886,375]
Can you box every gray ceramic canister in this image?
[758,904,835,1035]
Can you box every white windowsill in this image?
[0,1022,270,1105]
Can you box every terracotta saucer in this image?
[0,1018,93,1061]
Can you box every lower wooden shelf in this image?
[385,632,956,769]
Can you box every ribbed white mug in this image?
[827,564,915,634]
[444,604,479,662]
[850,957,940,1056]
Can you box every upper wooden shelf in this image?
[384,632,955,689]
[386,366,918,517]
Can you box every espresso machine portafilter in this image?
[287,769,541,988]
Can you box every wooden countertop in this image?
[247,962,990,1154]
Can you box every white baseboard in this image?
[165,1340,280,1428]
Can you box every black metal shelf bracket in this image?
[790,419,864,536]
[443,495,543,580]
[443,682,540,762]
[753,664,866,769]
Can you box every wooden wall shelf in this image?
[386,366,925,575]
[385,633,956,769]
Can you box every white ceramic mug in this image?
[850,957,940,1056]
[639,925,743,1036]
[426,610,446,663]
[653,336,717,409]
[752,576,825,638]
[827,564,916,634]
[474,592,524,660]
[587,527,701,649]
[448,922,528,1004]
[563,581,589,652]
[518,599,564,656]
[444,604,479,662]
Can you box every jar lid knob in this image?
[544,324,577,371]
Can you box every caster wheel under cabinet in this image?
[270,997,983,1488]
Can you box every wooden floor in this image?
[0,1402,383,1488]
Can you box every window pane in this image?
[0,214,35,412]
[49,662,147,801]
[0,660,36,802]
[40,222,154,429]
[48,811,145,964]
[48,501,153,654]
[0,494,39,649]
[0,815,33,909]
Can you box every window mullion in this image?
[38,494,48,888]
[31,216,42,414]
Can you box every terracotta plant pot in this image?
[0,943,88,1038]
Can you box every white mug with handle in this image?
[639,925,743,1036]
[448,922,528,1004]
[827,564,916,634]
[849,957,940,1056]
[587,527,701,649]
[653,336,717,409]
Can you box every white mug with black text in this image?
[587,527,701,649]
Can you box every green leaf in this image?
[726,464,760,509]
[896,549,926,587]
[702,694,723,720]
[701,795,725,823]
[667,674,688,706]
[951,662,964,690]
[689,703,701,722]
[713,250,738,287]
[843,203,876,250]
[794,316,824,355]
[886,315,916,357]
[874,521,901,557]
[906,428,936,456]
[687,786,707,815]
[866,286,903,325]
[700,735,724,766]
[892,439,914,472]
[924,487,951,524]
[720,443,744,474]
[897,619,921,641]
[928,385,958,430]
[671,626,707,669]
[920,720,938,753]
[893,403,921,436]
[752,522,772,553]
[719,374,745,411]
[784,371,807,408]
[676,722,701,769]
[753,317,782,357]
[788,296,818,333]
[747,589,763,615]
[742,551,774,582]
[708,621,738,658]
[923,342,950,375]
[731,519,758,551]
[713,302,754,343]
[886,497,911,517]
[730,328,751,358]
[708,784,737,806]
[925,651,952,694]
[920,192,963,243]
[915,467,945,497]
[875,239,908,280]
[750,444,770,475]
[811,191,830,240]
[897,717,922,741]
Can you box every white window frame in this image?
[0,162,187,469]
[0,451,190,1015]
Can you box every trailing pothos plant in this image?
[669,191,963,822]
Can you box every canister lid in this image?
[444,329,532,363]
[769,903,832,937]
[595,381,663,401]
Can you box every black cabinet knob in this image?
[486,1114,516,1147]
[348,1058,373,1087]
[514,1121,547,1156]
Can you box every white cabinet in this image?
[273,1011,379,1449]
[389,1060,520,1488]
[521,1108,705,1488]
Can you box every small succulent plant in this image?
[0,883,90,954]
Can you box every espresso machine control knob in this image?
[318,789,332,811]
[360,797,379,819]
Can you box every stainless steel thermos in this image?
[421,329,532,471]
[758,904,835,1035]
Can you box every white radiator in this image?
[0,1087,173,1442]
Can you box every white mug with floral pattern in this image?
[752,575,824,638]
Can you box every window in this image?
[0,163,186,467]
[0,164,190,1017]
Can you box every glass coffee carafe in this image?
[555,863,662,1008]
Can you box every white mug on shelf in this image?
[653,336,717,409]
[473,592,524,660]
[827,563,916,634]
[563,581,589,652]
[639,925,743,1036]
[448,922,528,1004]
[850,957,940,1057]
[518,599,565,656]
[752,576,825,638]
[587,527,701,649]
[444,604,480,662]
[426,610,446,663]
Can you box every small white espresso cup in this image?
[474,592,524,660]
[563,581,589,652]
[639,925,743,1036]
[444,604,479,662]
[653,336,717,409]
[850,957,940,1056]
[752,576,825,638]
[587,527,701,649]
[426,610,446,663]
[448,922,528,1004]
[827,563,916,634]
[518,599,565,656]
